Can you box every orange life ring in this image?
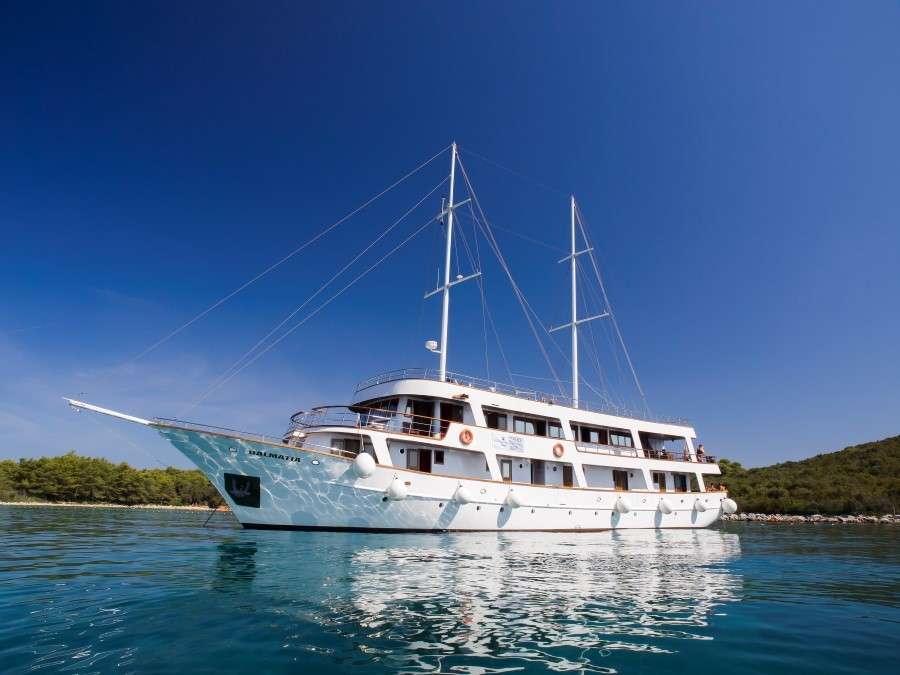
[459,428,474,446]
[553,443,565,458]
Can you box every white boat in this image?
[66,143,737,531]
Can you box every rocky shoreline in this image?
[722,512,898,524]
[0,501,227,512]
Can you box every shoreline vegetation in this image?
[716,435,898,515]
[0,452,224,508]
[1,435,897,516]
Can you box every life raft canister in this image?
[552,443,565,458]
[459,428,474,445]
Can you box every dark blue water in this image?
[1,506,898,674]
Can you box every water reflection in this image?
[217,528,742,672]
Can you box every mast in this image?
[550,196,608,409]
[424,142,479,382]
[438,142,457,382]
[569,195,579,407]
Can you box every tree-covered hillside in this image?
[0,452,223,507]
[717,435,900,515]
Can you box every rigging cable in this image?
[182,215,439,413]
[575,203,649,413]
[459,146,569,198]
[183,177,448,414]
[105,144,451,378]
[455,154,566,396]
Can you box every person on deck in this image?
[696,444,706,462]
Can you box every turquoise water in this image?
[1,506,897,674]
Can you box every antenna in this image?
[549,196,608,408]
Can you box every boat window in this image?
[653,471,666,492]
[368,398,399,413]
[548,421,564,439]
[513,416,547,436]
[332,438,361,455]
[404,399,434,435]
[439,402,464,435]
[673,473,688,493]
[609,431,634,448]
[485,410,507,431]
[573,424,609,445]
[434,450,445,465]
[358,398,399,428]
[613,469,629,491]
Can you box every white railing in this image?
[354,368,691,426]
[575,442,641,458]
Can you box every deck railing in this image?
[289,404,715,465]
[354,368,692,426]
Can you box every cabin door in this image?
[531,460,545,485]
[418,449,432,473]
[500,458,513,482]
[562,465,574,487]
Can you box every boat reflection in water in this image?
[214,528,742,672]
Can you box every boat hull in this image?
[158,425,726,532]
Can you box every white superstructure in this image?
[65,142,736,531]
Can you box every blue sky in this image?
[2,1,898,468]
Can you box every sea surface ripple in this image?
[1,506,898,674]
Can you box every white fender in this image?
[454,485,473,504]
[693,499,707,512]
[658,498,673,515]
[352,452,376,478]
[614,496,630,514]
[386,478,408,501]
[504,491,524,508]
[722,498,738,514]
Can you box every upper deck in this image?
[354,368,691,427]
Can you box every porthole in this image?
[476,505,481,511]
[531,508,535,514]
[500,507,505,513]
[439,502,444,508]
[568,510,572,515]
[553,466,558,472]
[381,496,388,502]
[594,511,598,515]
[311,459,320,465]
[399,448,405,454]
